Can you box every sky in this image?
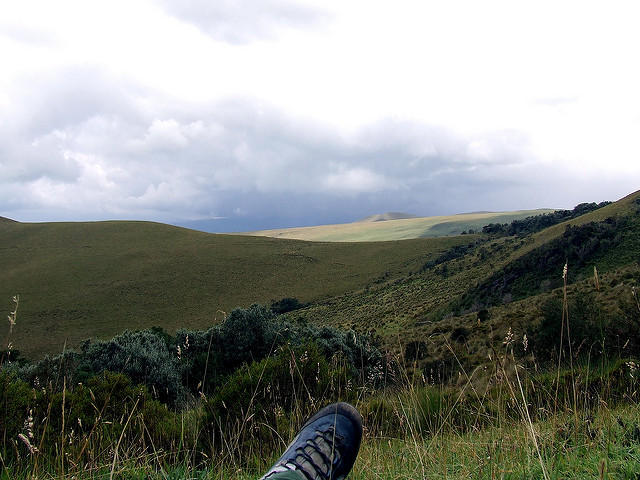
[1,0,639,232]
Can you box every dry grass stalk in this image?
[1,295,19,368]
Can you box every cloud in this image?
[0,65,543,227]
[322,167,391,195]
[128,119,200,153]
[465,130,532,164]
[5,66,143,138]
[0,19,58,46]
[158,0,332,45]
[1,58,634,230]
[0,131,81,184]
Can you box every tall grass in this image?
[346,263,639,479]
[0,295,18,370]
[2,274,640,479]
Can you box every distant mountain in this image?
[357,212,420,222]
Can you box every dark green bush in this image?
[1,371,180,468]
[58,372,180,455]
[81,330,184,405]
[175,326,224,395]
[301,325,385,385]
[270,297,305,314]
[175,305,297,395]
[5,305,384,413]
[0,372,34,457]
[530,291,637,363]
[200,343,355,461]
[405,340,428,363]
[176,305,385,398]
[451,326,469,344]
[218,304,293,373]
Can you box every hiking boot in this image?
[260,402,363,480]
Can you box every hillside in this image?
[1,191,638,361]
[244,209,555,242]
[1,191,639,480]
[295,190,640,366]
[0,220,470,358]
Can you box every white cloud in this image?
[322,167,391,195]
[129,119,193,153]
[158,0,332,45]
[1,0,639,229]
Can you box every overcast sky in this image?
[1,0,639,231]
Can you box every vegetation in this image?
[0,220,472,358]
[454,216,631,313]
[246,209,556,242]
[1,189,639,478]
[482,201,612,237]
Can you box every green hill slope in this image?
[2,190,638,360]
[0,220,470,358]
[245,209,555,242]
[295,190,640,349]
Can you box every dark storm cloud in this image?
[158,0,332,45]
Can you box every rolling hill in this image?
[1,190,638,362]
[0,220,470,358]
[295,190,640,363]
[244,209,556,242]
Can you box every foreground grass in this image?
[350,405,640,479]
[3,398,637,479]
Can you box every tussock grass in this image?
[2,334,639,479]
[349,401,640,479]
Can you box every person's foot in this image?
[260,402,363,480]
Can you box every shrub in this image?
[81,330,184,405]
[174,326,224,395]
[200,343,355,462]
[1,370,181,467]
[451,326,469,344]
[405,340,428,363]
[530,291,621,363]
[0,372,34,457]
[218,304,293,373]
[174,305,296,395]
[301,325,386,385]
[270,297,305,314]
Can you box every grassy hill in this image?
[0,220,471,358]
[1,190,640,479]
[296,190,640,365]
[1,191,638,360]
[244,209,555,242]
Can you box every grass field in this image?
[1,191,638,359]
[3,341,638,479]
[0,220,473,358]
[244,209,555,242]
